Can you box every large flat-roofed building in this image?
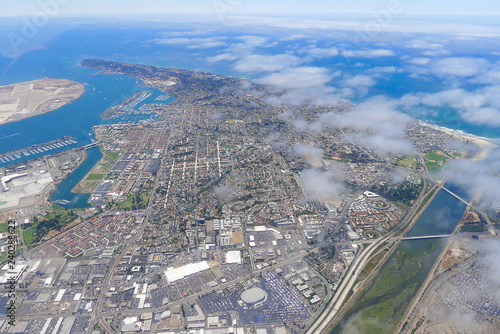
[164,261,210,283]
[225,251,242,264]
[0,264,27,284]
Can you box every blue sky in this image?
[1,0,499,17]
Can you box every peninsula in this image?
[0,78,85,125]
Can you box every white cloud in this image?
[300,96,416,155]
[422,49,451,56]
[299,169,345,201]
[430,57,490,78]
[407,58,432,65]
[345,133,414,155]
[471,66,500,85]
[442,149,500,203]
[294,144,324,166]
[343,75,376,87]
[341,49,395,58]
[367,66,403,74]
[460,107,500,126]
[330,97,413,136]
[206,53,238,63]
[405,56,492,81]
[264,88,344,107]
[258,66,336,89]
[306,46,340,59]
[236,35,270,47]
[400,86,500,127]
[153,37,227,49]
[226,35,276,54]
[405,41,446,50]
[233,54,302,73]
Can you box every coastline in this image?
[418,120,498,161]
[0,79,86,127]
[70,148,90,194]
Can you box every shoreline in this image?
[0,78,85,127]
[70,148,91,194]
[418,120,498,161]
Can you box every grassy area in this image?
[74,149,120,193]
[460,224,486,232]
[22,227,37,246]
[30,210,79,244]
[397,155,419,169]
[323,155,352,163]
[425,161,441,172]
[371,180,422,207]
[86,173,105,181]
[100,151,121,171]
[117,192,150,210]
[0,223,8,233]
[84,149,120,176]
[424,150,454,173]
[424,150,452,162]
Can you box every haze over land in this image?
[0,3,499,334]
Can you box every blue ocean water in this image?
[1,21,498,141]
[0,19,498,206]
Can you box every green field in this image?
[424,150,454,173]
[86,173,105,181]
[117,192,150,210]
[424,150,452,162]
[425,161,442,172]
[397,155,419,168]
[22,228,37,246]
[30,210,78,244]
[0,223,8,233]
[460,224,486,232]
[99,151,121,172]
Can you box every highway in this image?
[305,167,437,333]
[305,236,390,334]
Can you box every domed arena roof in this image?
[241,287,267,306]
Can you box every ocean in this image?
[1,19,498,146]
[0,18,498,205]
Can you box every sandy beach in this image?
[418,121,498,161]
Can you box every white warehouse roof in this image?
[226,251,242,264]
[164,261,210,283]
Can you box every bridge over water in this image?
[398,234,453,241]
[81,141,101,149]
[440,186,470,206]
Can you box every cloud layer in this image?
[299,169,345,201]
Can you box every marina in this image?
[0,137,77,166]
